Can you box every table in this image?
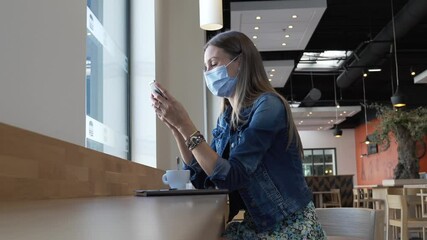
[312,191,332,208]
[0,195,227,240]
[328,237,364,240]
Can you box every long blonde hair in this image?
[204,31,303,155]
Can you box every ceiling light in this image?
[268,78,272,81]
[254,26,259,30]
[333,125,343,138]
[292,15,297,19]
[285,34,290,38]
[362,77,370,144]
[256,16,261,20]
[271,69,275,72]
[252,35,258,39]
[288,25,293,29]
[391,88,406,108]
[363,71,368,78]
[368,68,382,72]
[282,43,287,46]
[333,75,343,138]
[389,0,406,108]
[269,74,274,77]
[364,136,371,145]
[410,67,416,76]
[199,0,223,31]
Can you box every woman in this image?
[151,30,325,239]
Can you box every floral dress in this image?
[222,202,326,240]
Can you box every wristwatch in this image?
[186,132,205,151]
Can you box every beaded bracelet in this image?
[185,131,205,151]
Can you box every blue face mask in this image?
[204,55,240,97]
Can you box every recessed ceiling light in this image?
[368,68,381,72]
[268,78,272,81]
[254,26,259,30]
[269,74,274,77]
[271,69,276,72]
[292,15,297,19]
[282,43,287,46]
[309,112,312,115]
[256,16,261,20]
[288,25,293,29]
[285,34,290,38]
[253,35,258,39]
[411,71,416,76]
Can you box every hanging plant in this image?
[370,104,427,179]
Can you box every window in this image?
[85,0,130,159]
[303,148,337,176]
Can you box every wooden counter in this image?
[0,195,227,240]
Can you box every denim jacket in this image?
[184,93,312,232]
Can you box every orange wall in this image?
[355,119,427,185]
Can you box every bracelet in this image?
[185,131,205,151]
[186,130,199,141]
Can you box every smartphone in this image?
[149,80,167,98]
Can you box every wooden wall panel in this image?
[0,123,165,200]
[305,175,354,207]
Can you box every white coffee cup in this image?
[162,170,190,189]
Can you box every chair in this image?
[323,188,342,208]
[387,194,427,240]
[316,207,385,240]
[363,187,385,209]
[420,189,427,218]
[353,188,368,208]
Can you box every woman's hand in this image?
[150,82,194,134]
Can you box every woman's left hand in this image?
[150,82,192,131]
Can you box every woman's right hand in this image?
[150,82,197,137]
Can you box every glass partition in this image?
[85,0,130,159]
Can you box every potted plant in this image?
[371,104,427,179]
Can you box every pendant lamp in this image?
[362,76,370,145]
[332,75,343,138]
[334,126,343,138]
[199,0,223,31]
[389,0,406,108]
